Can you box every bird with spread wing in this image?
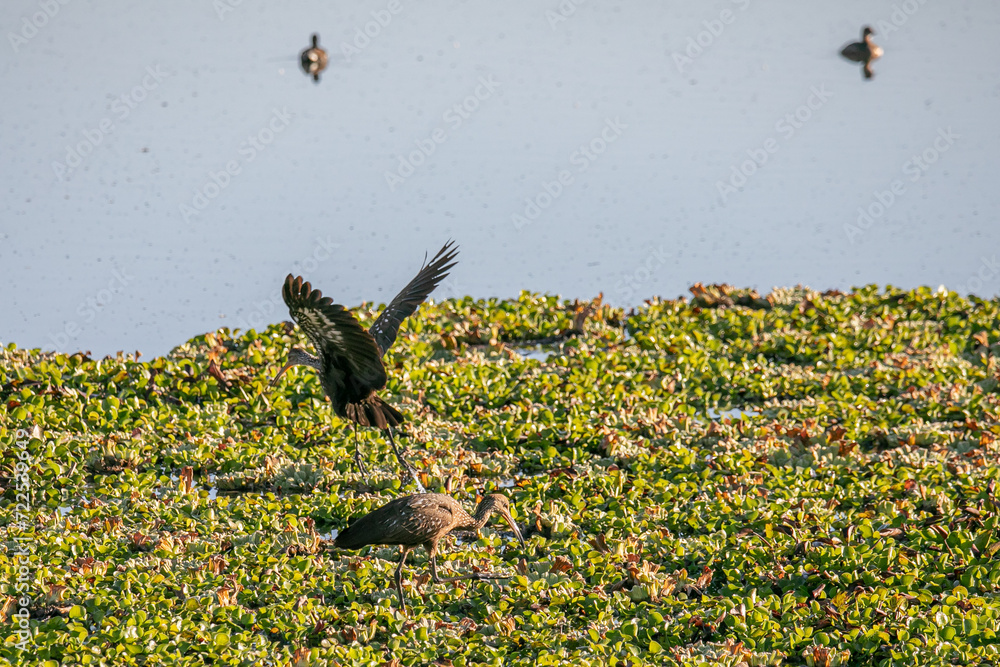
[271,241,459,490]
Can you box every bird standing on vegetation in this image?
[335,493,525,610]
[300,34,329,82]
[840,26,883,80]
[271,241,458,490]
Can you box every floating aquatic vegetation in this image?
[2,285,1000,665]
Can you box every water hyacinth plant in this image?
[1,285,999,666]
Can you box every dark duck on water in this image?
[271,241,459,490]
[300,33,329,82]
[840,26,883,80]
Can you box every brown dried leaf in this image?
[292,647,311,667]
[0,597,15,623]
[180,466,194,493]
[45,584,67,605]
[458,617,478,635]
[207,555,227,575]
[549,556,573,574]
[207,360,230,388]
[809,646,832,667]
[837,440,858,457]
[496,616,515,636]
[217,585,240,607]
[879,527,906,540]
[589,533,610,554]
[695,566,713,590]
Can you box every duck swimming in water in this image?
[840,26,883,80]
[300,33,329,83]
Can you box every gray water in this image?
[2,0,999,357]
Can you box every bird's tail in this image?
[346,397,405,429]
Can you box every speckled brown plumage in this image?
[335,493,525,609]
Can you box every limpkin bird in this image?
[840,26,883,80]
[271,241,458,489]
[335,493,525,610]
[300,33,329,82]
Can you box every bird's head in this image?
[270,346,316,387]
[311,33,320,47]
[862,26,875,38]
[481,493,526,548]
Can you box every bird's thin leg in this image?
[352,423,367,475]
[395,546,411,611]
[384,427,424,493]
[429,549,443,583]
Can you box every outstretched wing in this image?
[282,274,387,390]
[369,240,459,356]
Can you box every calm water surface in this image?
[2,0,999,356]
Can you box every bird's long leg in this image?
[384,426,425,493]
[428,548,510,585]
[395,546,411,611]
[352,423,367,475]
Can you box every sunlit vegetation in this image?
[2,284,999,666]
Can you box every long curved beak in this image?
[500,509,526,548]
[269,361,294,388]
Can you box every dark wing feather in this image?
[369,240,459,356]
[282,274,387,390]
